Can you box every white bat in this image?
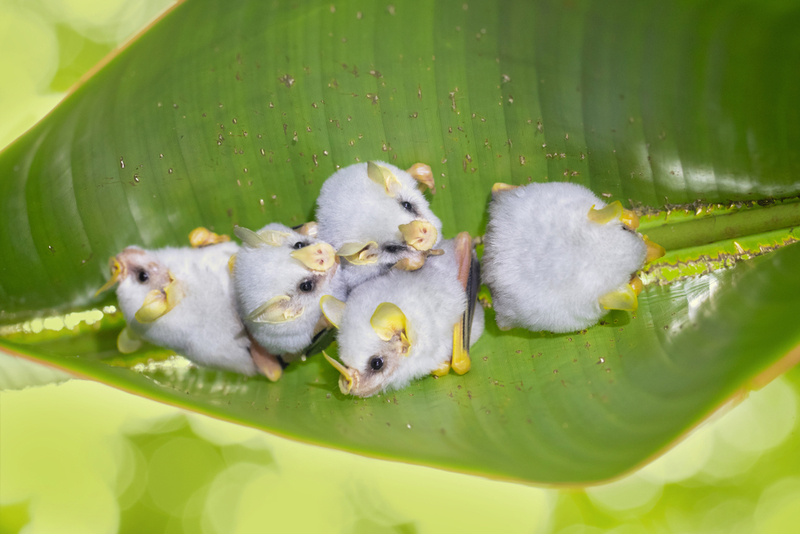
[320,233,484,397]
[482,182,665,333]
[231,222,345,365]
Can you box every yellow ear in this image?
[189,227,230,247]
[370,302,410,346]
[320,295,346,329]
[491,182,519,196]
[247,295,304,323]
[406,163,435,193]
[337,241,379,265]
[587,201,623,225]
[367,161,401,196]
[258,229,292,246]
[134,272,184,323]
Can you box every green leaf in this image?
[1,0,799,485]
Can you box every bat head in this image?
[232,222,341,352]
[316,161,443,281]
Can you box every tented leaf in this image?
[1,0,799,484]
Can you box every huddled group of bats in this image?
[96,161,665,397]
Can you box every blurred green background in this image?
[1,1,799,532]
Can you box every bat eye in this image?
[384,244,405,254]
[299,279,315,292]
[137,270,149,283]
[293,241,306,249]
[401,201,414,212]
[369,356,384,371]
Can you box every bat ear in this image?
[406,163,435,193]
[234,226,292,247]
[247,295,304,323]
[95,256,124,296]
[337,241,379,265]
[189,227,230,248]
[294,221,319,237]
[367,161,401,196]
[135,273,184,323]
[320,295,346,329]
[491,182,519,197]
[370,303,411,352]
[398,220,437,251]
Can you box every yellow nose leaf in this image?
[323,350,354,394]
[399,220,437,251]
[291,242,337,271]
[588,201,623,225]
[599,285,638,312]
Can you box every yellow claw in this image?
[643,235,666,263]
[431,360,451,377]
[491,183,519,196]
[189,227,230,248]
[598,284,638,312]
[630,275,643,296]
[399,220,437,251]
[337,241,379,265]
[407,163,435,193]
[291,242,337,272]
[320,295,346,329]
[116,326,142,354]
[95,257,125,296]
[367,161,402,196]
[323,350,354,394]
[247,295,303,324]
[588,201,624,225]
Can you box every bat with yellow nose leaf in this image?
[94,232,274,377]
[320,232,484,397]
[482,182,666,333]
[231,222,346,369]
[316,160,443,290]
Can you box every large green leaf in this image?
[1,0,799,485]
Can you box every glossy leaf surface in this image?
[1,0,799,484]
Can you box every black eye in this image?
[137,270,149,283]
[299,279,315,292]
[384,244,405,254]
[401,201,414,212]
[293,241,305,249]
[370,357,384,371]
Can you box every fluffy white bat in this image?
[316,161,443,290]
[231,222,346,361]
[320,233,484,397]
[482,182,666,333]
[95,229,281,378]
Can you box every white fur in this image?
[482,182,647,333]
[233,223,346,354]
[337,239,484,396]
[316,161,443,289]
[115,242,258,375]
